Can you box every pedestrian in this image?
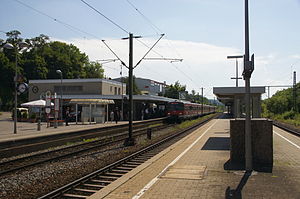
[65,107,70,126]
[141,109,144,120]
[110,110,114,123]
[145,108,149,120]
[114,107,119,124]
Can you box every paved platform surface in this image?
[88,118,300,199]
[0,112,127,143]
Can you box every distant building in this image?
[113,77,167,96]
[28,78,126,101]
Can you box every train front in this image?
[166,102,184,123]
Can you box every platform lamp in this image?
[3,41,29,134]
[227,55,244,87]
[56,70,63,120]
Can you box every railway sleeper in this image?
[110,169,129,174]
[98,175,119,180]
[121,163,138,168]
[62,193,88,198]
[91,179,112,184]
[68,189,94,197]
[115,166,134,171]
[103,172,123,177]
[74,188,97,193]
[125,161,142,165]
[133,157,150,161]
[82,183,106,188]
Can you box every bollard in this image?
[37,119,41,131]
[147,128,152,140]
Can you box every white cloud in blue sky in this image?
[1,0,299,98]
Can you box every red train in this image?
[166,100,215,122]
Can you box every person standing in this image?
[65,107,70,126]
[110,110,114,123]
[141,109,144,120]
[114,107,119,124]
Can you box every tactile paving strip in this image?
[160,165,206,180]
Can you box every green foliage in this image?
[0,30,105,110]
[164,81,186,99]
[83,62,104,78]
[262,84,300,126]
[122,76,141,95]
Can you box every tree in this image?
[164,81,186,99]
[122,76,141,95]
[0,31,105,110]
[83,62,104,78]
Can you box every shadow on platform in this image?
[201,137,230,150]
[225,171,252,199]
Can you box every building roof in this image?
[69,99,114,104]
[60,94,176,103]
[29,78,123,86]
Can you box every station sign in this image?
[55,98,60,111]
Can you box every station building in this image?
[28,78,173,124]
[113,77,167,96]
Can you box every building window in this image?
[118,88,121,95]
[54,85,83,93]
[114,87,117,95]
[110,86,112,92]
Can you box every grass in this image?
[83,137,99,143]
[148,123,161,128]
[176,113,216,130]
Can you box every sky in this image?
[1,0,300,99]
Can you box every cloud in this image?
[52,37,293,99]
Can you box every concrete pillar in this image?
[236,97,241,118]
[89,103,92,124]
[75,103,78,124]
[252,95,261,118]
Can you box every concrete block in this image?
[230,118,273,171]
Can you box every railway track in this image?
[0,118,165,159]
[38,114,220,199]
[273,120,300,136]
[0,122,170,176]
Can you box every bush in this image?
[281,110,296,120]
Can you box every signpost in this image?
[45,91,51,128]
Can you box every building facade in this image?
[113,77,166,96]
[29,78,126,101]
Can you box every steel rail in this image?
[38,114,220,199]
[0,123,169,176]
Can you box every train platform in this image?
[88,117,300,199]
[0,112,127,143]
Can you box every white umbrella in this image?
[21,99,54,107]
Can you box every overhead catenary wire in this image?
[12,0,100,39]
[80,0,129,34]
[125,0,163,35]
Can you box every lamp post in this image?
[227,55,244,87]
[56,70,63,121]
[243,0,255,172]
[3,41,29,134]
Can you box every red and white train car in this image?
[166,101,215,122]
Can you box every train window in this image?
[167,103,184,111]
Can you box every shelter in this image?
[21,99,54,107]
[213,87,265,118]
[69,99,114,124]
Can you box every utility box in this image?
[230,118,273,171]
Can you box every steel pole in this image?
[60,75,63,121]
[244,0,252,171]
[14,47,18,134]
[124,33,135,146]
[201,87,204,115]
[236,59,239,87]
